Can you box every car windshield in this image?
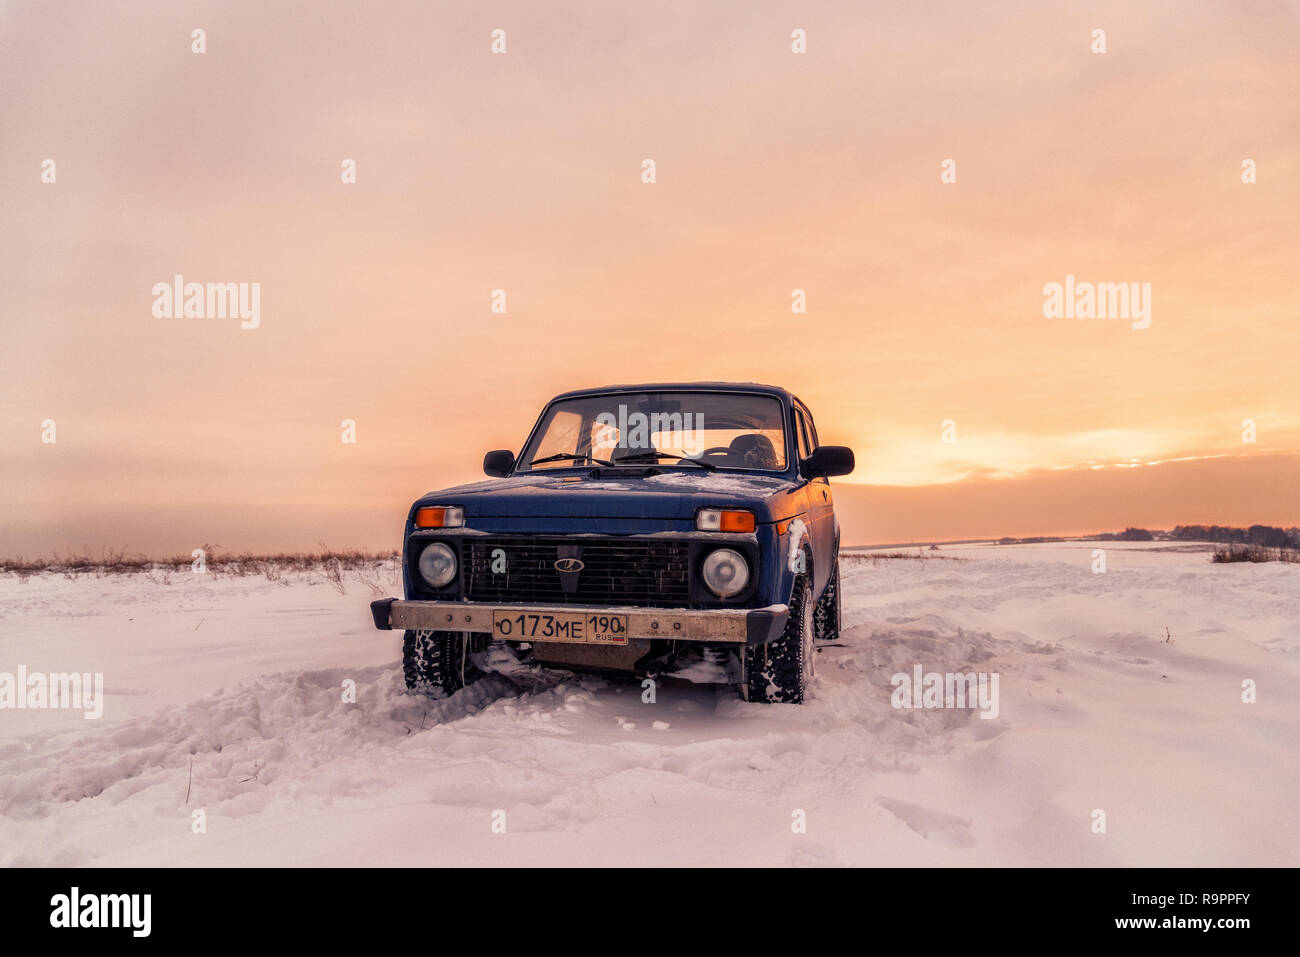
[517,391,789,472]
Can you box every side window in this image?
[795,409,813,460]
[800,407,820,450]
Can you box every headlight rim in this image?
[416,541,458,589]
[701,547,750,598]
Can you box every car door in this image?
[795,402,835,596]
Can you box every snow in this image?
[786,518,808,571]
[643,472,790,494]
[0,542,1296,866]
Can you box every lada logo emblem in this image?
[553,557,585,573]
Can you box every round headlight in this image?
[417,542,457,588]
[701,548,749,598]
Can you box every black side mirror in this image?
[801,445,854,478]
[483,449,516,477]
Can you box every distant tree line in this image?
[1169,525,1300,548]
[996,525,1300,548]
[1095,527,1154,541]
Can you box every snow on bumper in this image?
[370,599,789,645]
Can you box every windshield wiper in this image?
[614,451,717,471]
[528,453,617,467]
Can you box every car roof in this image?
[549,381,796,404]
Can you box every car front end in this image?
[371,493,792,676]
[371,383,853,702]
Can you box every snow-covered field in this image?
[1,542,1296,867]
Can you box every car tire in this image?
[813,554,841,643]
[403,629,485,697]
[744,577,814,704]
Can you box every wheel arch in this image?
[778,517,815,605]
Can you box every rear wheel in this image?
[744,577,814,704]
[814,554,841,642]
[403,629,486,697]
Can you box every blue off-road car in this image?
[371,383,854,704]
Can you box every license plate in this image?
[492,610,628,645]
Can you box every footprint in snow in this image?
[876,797,975,848]
[788,843,843,867]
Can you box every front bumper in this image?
[370,598,789,645]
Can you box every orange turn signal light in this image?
[719,510,756,532]
[696,508,756,533]
[415,506,465,528]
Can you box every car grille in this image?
[461,537,692,607]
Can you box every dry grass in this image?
[1211,545,1300,564]
[0,546,401,593]
[842,549,968,564]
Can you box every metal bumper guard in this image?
[370,599,789,645]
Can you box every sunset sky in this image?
[2,0,1297,554]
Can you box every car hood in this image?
[413,470,796,523]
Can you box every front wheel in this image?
[403,629,486,697]
[744,577,814,704]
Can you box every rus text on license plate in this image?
[491,610,629,645]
